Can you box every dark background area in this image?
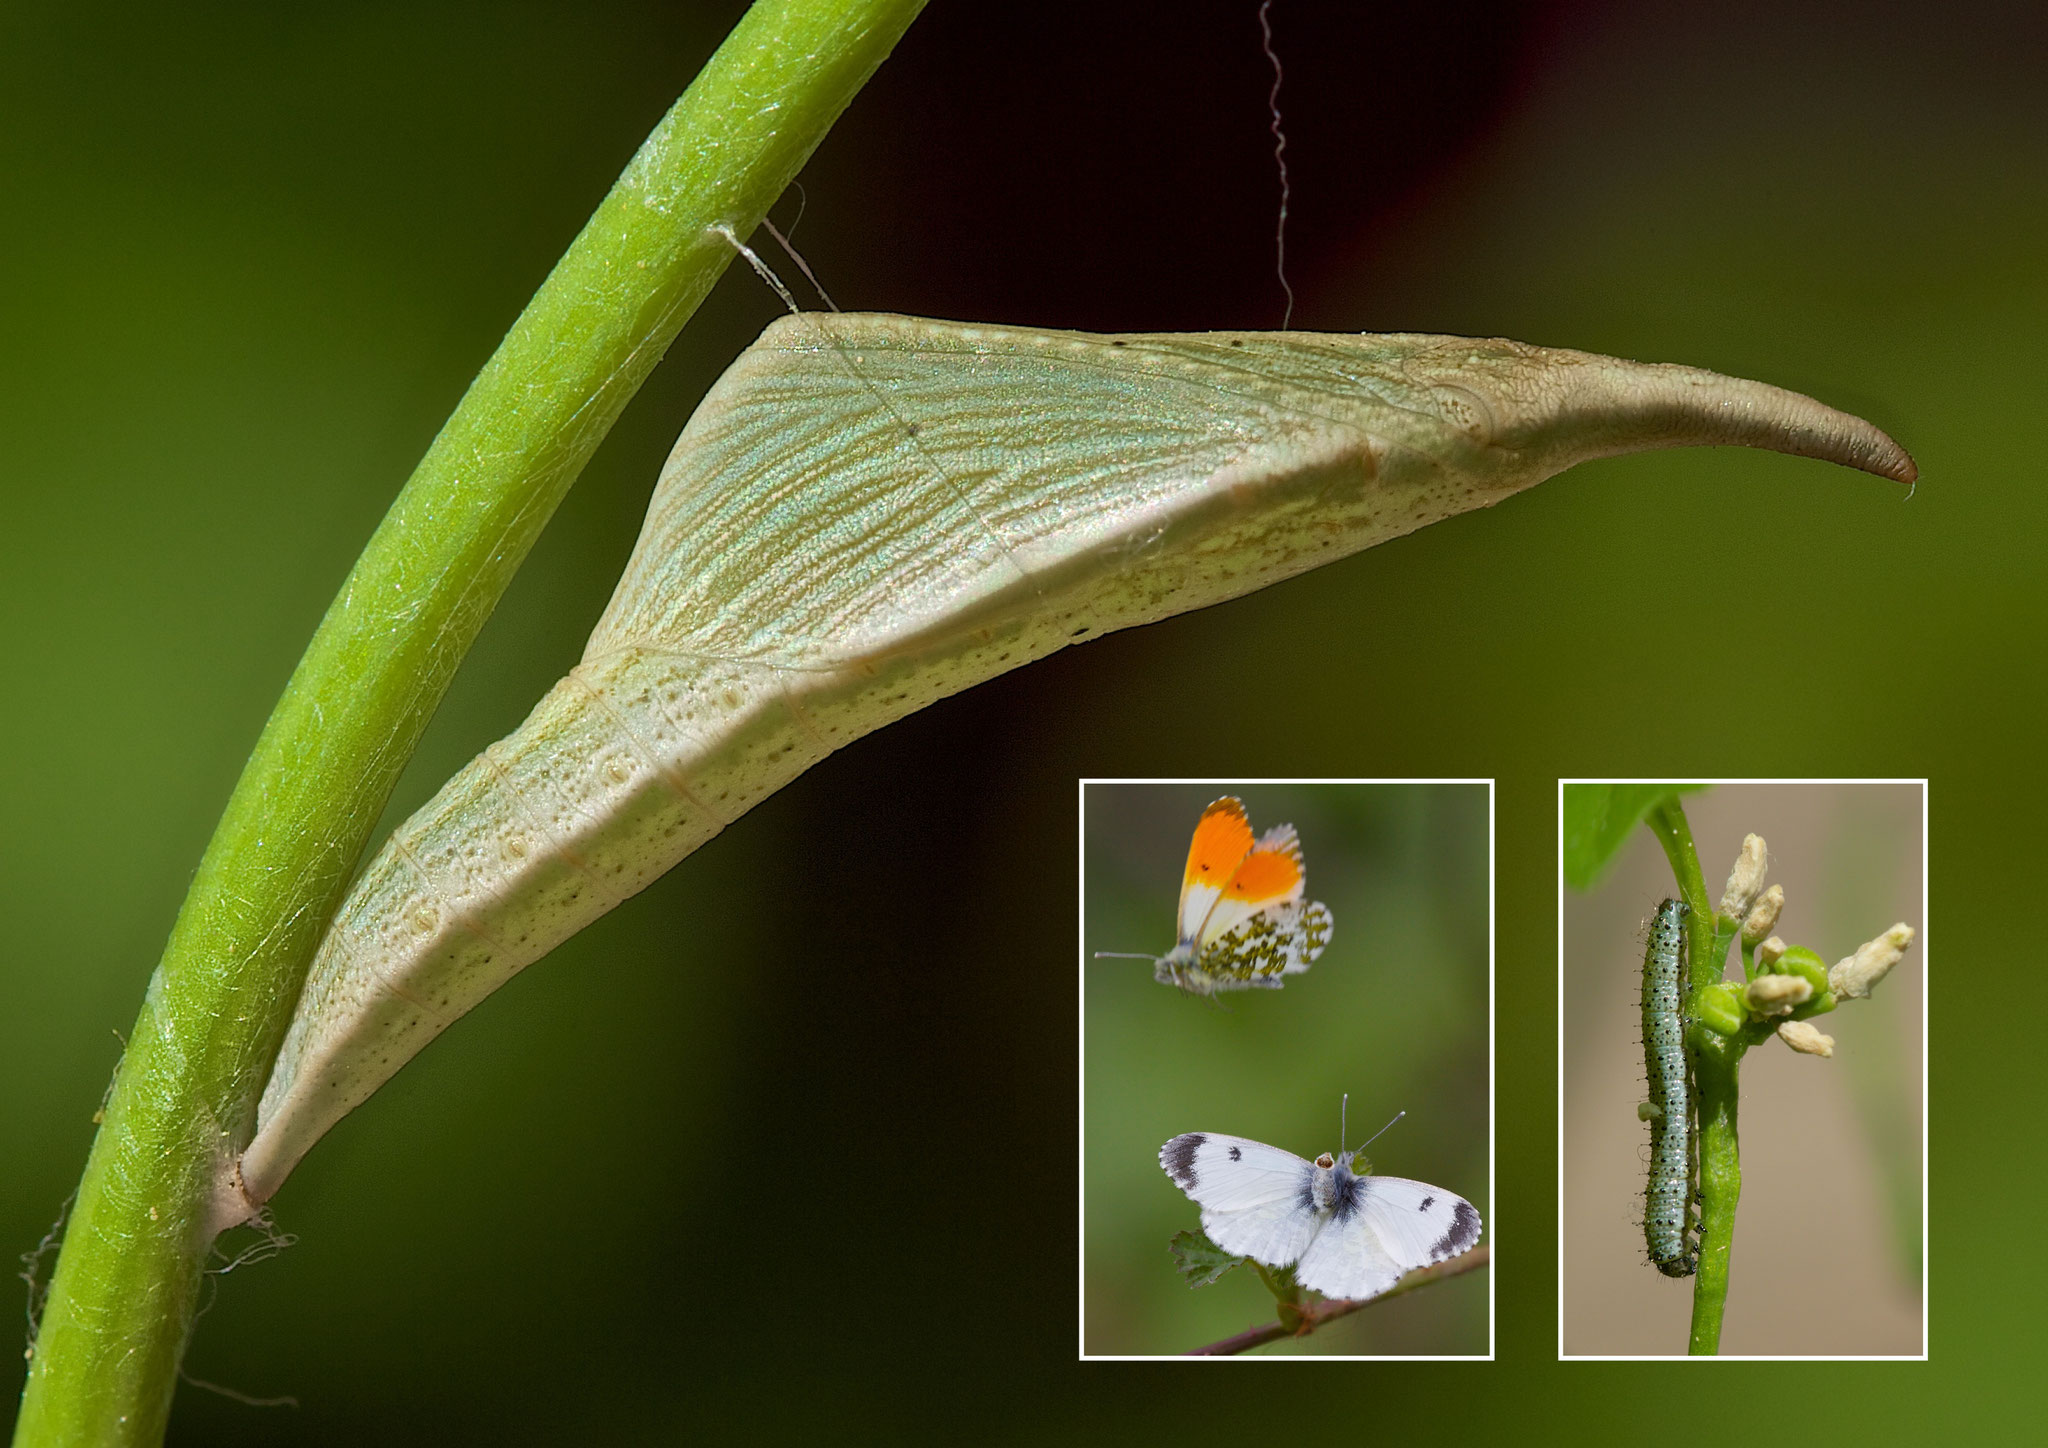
[1,0,2037,1439]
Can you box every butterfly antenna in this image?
[1358,1109,1407,1152]
[1090,951,1160,960]
[1340,1093,1348,1154]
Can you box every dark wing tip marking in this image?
[1161,1133,1205,1190]
[1432,1199,1483,1260]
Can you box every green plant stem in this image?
[1185,1247,1491,1356]
[1647,794,1753,1355]
[14,3,925,1442]
[1645,798,1714,964]
[1688,1040,1742,1355]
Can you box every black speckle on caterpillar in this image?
[1640,898,1700,1277]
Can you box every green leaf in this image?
[1562,783,1709,890]
[1168,1230,1245,1288]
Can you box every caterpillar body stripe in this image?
[1640,897,1700,1277]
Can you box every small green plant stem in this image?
[1644,798,1713,940]
[1185,1247,1491,1356]
[1687,1036,1742,1355]
[1647,795,1760,1356]
[14,3,925,1442]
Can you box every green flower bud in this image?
[1693,981,1747,1036]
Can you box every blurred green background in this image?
[1,0,2035,1439]
[1561,783,1923,1356]
[1083,782,1489,1355]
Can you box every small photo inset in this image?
[1558,780,1926,1360]
[1080,779,1493,1359]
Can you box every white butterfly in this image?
[1159,1105,1482,1301]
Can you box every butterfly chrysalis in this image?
[230,317,1914,1220]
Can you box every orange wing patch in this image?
[1130,797,1334,995]
[1223,828,1303,904]
[1182,797,1254,889]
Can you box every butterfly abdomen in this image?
[1310,1156,1358,1216]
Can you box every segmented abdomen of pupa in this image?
[244,650,787,1194]
[245,589,1106,1202]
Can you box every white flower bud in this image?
[1778,1020,1835,1057]
[1829,923,1916,1000]
[1745,973,1812,1016]
[1741,884,1785,945]
[1756,936,1787,968]
[1719,834,1769,919]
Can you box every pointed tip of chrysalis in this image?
[1828,421,1917,485]
[1501,348,1918,487]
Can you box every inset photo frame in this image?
[1080,779,1493,1359]
[1558,780,1926,1360]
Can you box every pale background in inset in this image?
[1561,783,1924,1356]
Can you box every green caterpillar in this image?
[1640,897,1700,1277]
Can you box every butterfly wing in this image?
[1159,1133,1320,1270]
[1192,822,1304,946]
[1295,1172,1483,1301]
[1179,820,1332,989]
[1176,798,1254,946]
[1192,897,1334,988]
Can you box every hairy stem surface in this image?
[1647,799,1713,953]
[1689,1040,1742,1355]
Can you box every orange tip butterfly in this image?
[1159,1099,1482,1301]
[1096,796,1333,995]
